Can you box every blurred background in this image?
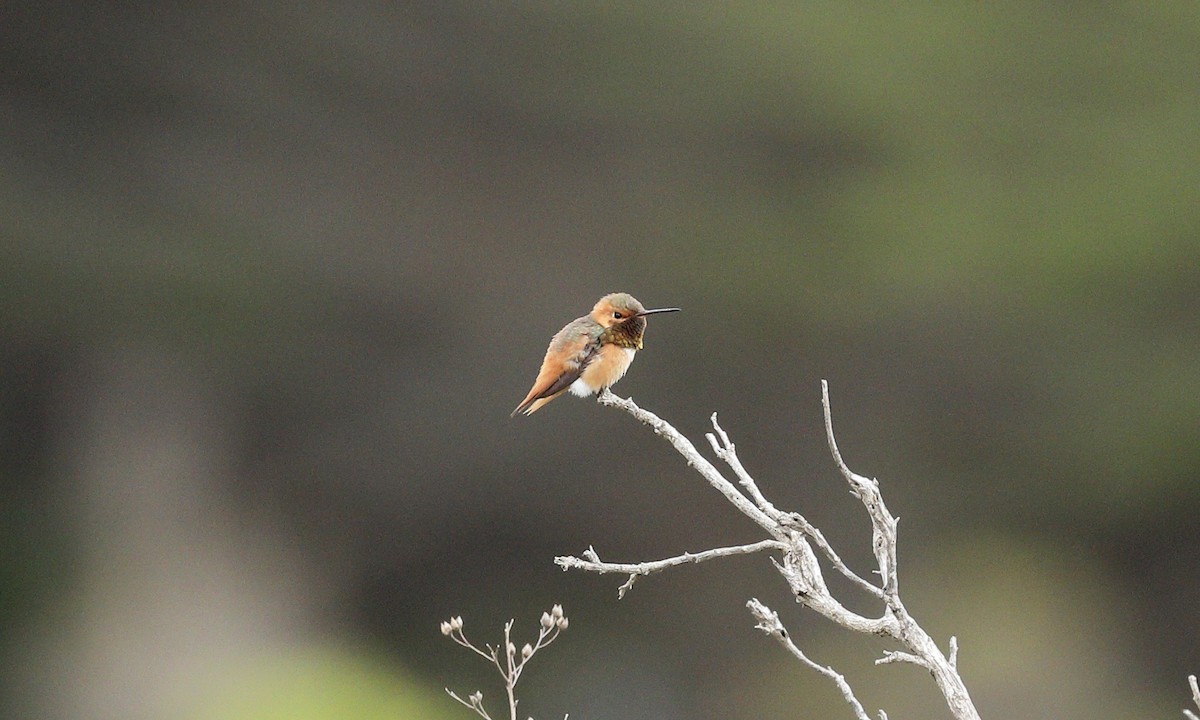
[2,3,1198,719]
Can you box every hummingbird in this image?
[512,293,680,416]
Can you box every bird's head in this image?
[590,293,680,329]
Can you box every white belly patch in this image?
[571,347,636,396]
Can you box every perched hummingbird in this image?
[512,293,680,416]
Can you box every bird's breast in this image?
[574,345,637,395]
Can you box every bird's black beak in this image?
[637,307,681,316]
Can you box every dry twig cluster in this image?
[441,605,570,720]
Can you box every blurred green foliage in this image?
[189,647,452,720]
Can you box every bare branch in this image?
[567,384,982,720]
[596,389,783,537]
[876,650,931,670]
[781,512,884,599]
[821,380,900,597]
[556,540,785,599]
[768,545,895,636]
[1184,674,1200,720]
[706,414,788,522]
[747,598,875,720]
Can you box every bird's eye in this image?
[612,311,623,319]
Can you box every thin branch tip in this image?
[1186,675,1200,720]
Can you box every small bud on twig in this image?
[443,606,573,719]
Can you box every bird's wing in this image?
[511,322,599,416]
